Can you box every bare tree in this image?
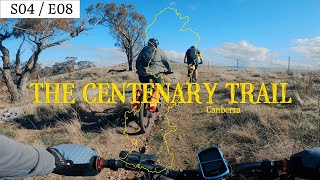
[0,19,22,101]
[0,17,98,102]
[87,2,146,71]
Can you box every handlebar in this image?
[229,160,290,180]
[232,160,287,173]
[184,60,203,65]
[94,151,292,180]
[164,69,173,74]
[99,158,201,180]
[94,151,201,180]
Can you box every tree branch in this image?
[13,25,34,34]
[117,26,130,42]
[0,41,10,67]
[15,35,25,74]
[41,18,99,49]
[86,17,103,30]
[39,29,56,41]
[42,24,86,49]
[133,28,143,45]
[0,32,13,41]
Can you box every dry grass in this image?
[0,63,319,179]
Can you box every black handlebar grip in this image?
[102,159,125,171]
[101,160,109,168]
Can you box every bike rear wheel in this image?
[189,73,196,83]
[139,103,153,133]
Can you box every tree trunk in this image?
[128,59,133,71]
[2,69,20,102]
[0,41,21,102]
[18,71,31,95]
[127,49,133,71]
[17,49,41,96]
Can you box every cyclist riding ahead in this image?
[136,38,172,84]
[184,46,203,82]
[134,38,172,132]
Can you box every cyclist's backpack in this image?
[186,47,199,64]
[140,45,157,67]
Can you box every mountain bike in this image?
[131,84,158,134]
[132,72,171,133]
[186,61,202,83]
[187,64,197,83]
[138,84,161,133]
[94,146,303,180]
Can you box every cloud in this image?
[291,36,320,61]
[65,45,127,61]
[164,50,185,62]
[41,45,127,67]
[62,43,74,49]
[187,3,200,11]
[205,40,269,62]
[90,47,127,65]
[169,1,176,6]
[94,47,125,56]
[51,43,74,50]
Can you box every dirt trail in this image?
[101,113,167,179]
[108,72,189,179]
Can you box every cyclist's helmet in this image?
[148,38,159,48]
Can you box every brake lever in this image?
[139,147,146,154]
[119,151,157,171]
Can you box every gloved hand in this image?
[288,147,320,179]
[47,144,100,176]
[167,69,173,74]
